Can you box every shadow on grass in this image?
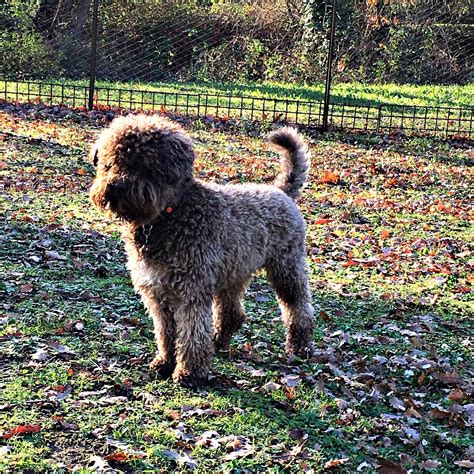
[2,218,472,470]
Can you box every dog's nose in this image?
[108,181,128,193]
[105,181,128,201]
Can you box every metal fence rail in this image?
[2,79,472,136]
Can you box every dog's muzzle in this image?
[105,181,128,204]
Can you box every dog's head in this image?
[89,114,194,225]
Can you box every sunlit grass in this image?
[3,77,473,106]
[0,114,472,472]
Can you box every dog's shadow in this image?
[3,220,470,462]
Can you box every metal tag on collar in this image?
[142,224,153,246]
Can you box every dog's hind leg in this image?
[213,281,248,351]
[265,254,315,357]
[141,288,176,378]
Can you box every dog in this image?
[90,114,314,387]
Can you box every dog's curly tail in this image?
[268,127,310,200]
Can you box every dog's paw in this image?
[213,334,231,352]
[172,369,208,388]
[149,356,175,378]
[286,341,315,359]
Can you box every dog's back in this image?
[199,181,306,286]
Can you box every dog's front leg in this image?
[172,295,214,388]
[149,303,176,378]
[139,288,177,377]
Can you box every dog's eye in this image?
[104,163,112,172]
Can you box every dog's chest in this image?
[124,239,170,291]
[129,258,166,289]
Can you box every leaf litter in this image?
[0,103,473,472]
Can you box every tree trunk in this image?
[72,0,91,39]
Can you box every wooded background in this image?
[1,0,472,85]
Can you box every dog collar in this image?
[138,203,175,249]
[142,224,153,247]
[137,181,191,250]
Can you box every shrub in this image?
[0,30,63,79]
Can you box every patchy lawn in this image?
[3,78,473,107]
[0,104,473,473]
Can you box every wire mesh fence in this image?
[1,0,473,136]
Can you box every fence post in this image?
[376,104,382,131]
[88,0,99,110]
[322,0,337,132]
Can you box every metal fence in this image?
[1,0,473,137]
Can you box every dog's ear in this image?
[89,145,99,168]
[158,133,195,183]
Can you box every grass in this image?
[2,78,473,135]
[3,77,473,107]
[0,108,473,472]
[97,79,473,108]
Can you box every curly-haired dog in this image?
[90,114,314,387]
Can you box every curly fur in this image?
[90,114,315,387]
[269,126,310,200]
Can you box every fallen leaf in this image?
[281,374,301,387]
[0,446,12,456]
[88,456,114,472]
[405,407,422,418]
[104,451,131,462]
[336,399,349,411]
[419,460,441,469]
[319,170,340,184]
[52,416,79,431]
[377,458,407,473]
[324,457,350,469]
[45,250,67,260]
[464,404,474,426]
[319,310,331,321]
[31,348,48,362]
[161,449,197,468]
[389,396,406,411]
[429,407,450,419]
[262,381,281,392]
[1,424,41,439]
[448,389,468,402]
[137,391,157,405]
[314,218,333,225]
[236,362,265,377]
[454,460,474,468]
[46,341,76,355]
[434,371,462,385]
[166,409,181,420]
[224,443,254,461]
[106,438,146,460]
[55,386,72,401]
[289,428,307,440]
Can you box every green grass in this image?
[2,78,473,135]
[102,79,473,108]
[0,110,473,472]
[4,77,473,107]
